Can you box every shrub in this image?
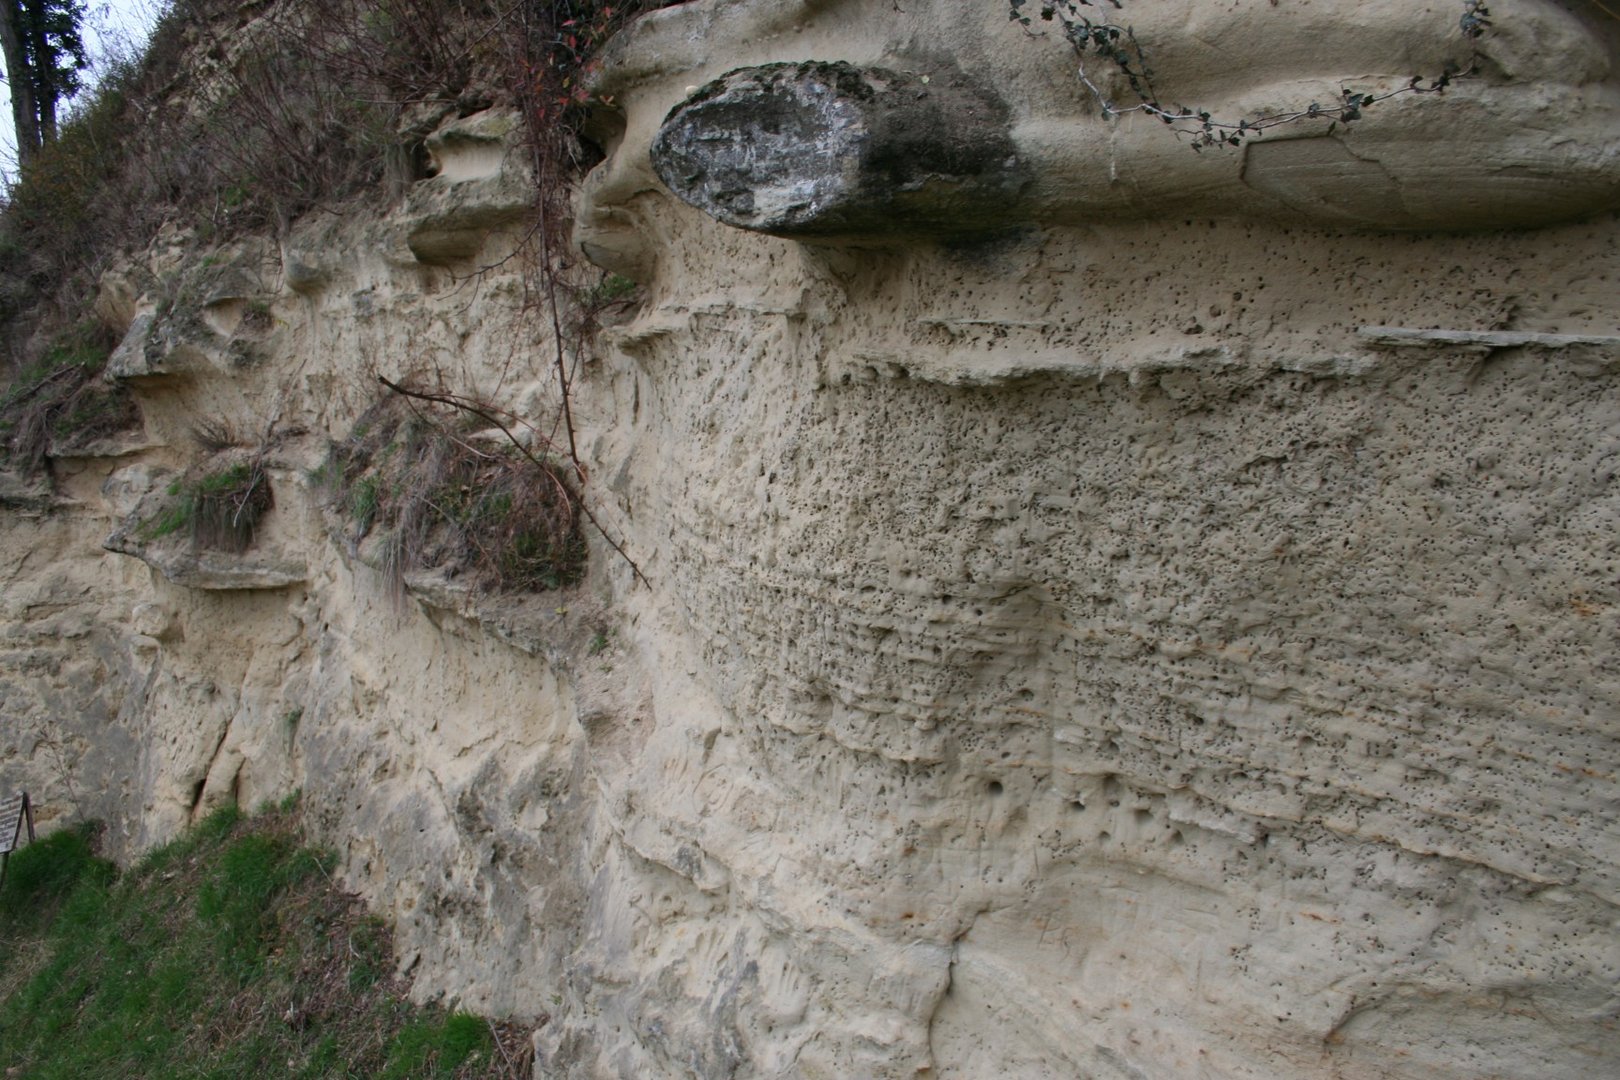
[322,396,586,593]
[192,461,273,551]
[0,321,139,470]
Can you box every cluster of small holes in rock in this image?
[645,210,1620,912]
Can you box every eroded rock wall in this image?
[556,0,1620,1075]
[567,212,1620,1078]
[0,98,630,1026]
[2,1,1618,1078]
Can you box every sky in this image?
[0,0,164,178]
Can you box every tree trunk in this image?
[21,0,53,145]
[0,0,40,164]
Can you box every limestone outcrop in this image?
[3,2,1618,1078]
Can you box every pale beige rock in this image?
[560,1,1620,1075]
[403,109,533,266]
[1,3,1617,1079]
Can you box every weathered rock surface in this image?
[651,61,1028,237]
[2,2,1618,1079]
[402,109,533,265]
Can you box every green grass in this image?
[137,462,273,550]
[579,272,638,309]
[0,806,528,1078]
[349,474,380,533]
[195,462,252,493]
[0,822,112,929]
[139,493,196,540]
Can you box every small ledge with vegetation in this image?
[104,452,306,591]
[0,321,143,478]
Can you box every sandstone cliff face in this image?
[4,1,1619,1077]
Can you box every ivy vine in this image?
[1010,0,1493,150]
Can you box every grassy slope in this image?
[0,804,533,1079]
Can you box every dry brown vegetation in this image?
[0,319,139,474]
[2,0,494,339]
[2,0,660,576]
[139,455,275,552]
[319,394,586,593]
[0,0,655,347]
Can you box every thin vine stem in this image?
[1012,0,1493,150]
